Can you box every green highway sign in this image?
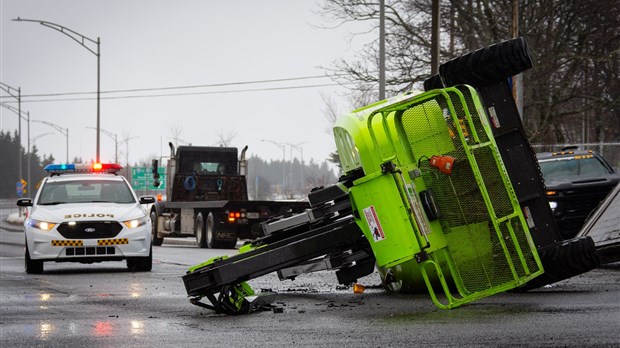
[131,167,166,191]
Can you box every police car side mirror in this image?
[16,198,33,207]
[139,196,156,204]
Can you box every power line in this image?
[0,74,343,100]
[6,82,346,104]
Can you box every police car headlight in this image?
[28,219,56,231]
[123,216,148,229]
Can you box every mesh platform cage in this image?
[334,86,543,308]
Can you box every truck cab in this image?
[150,143,308,249]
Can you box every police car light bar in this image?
[44,163,123,174]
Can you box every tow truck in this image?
[179,38,600,314]
[149,144,309,248]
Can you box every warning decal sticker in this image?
[363,206,385,242]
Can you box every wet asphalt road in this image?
[1,202,619,347]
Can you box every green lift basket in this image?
[333,85,544,309]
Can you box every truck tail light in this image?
[228,212,241,222]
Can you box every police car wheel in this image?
[126,246,153,272]
[25,245,43,274]
[151,210,163,246]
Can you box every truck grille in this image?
[57,221,123,239]
[559,185,613,215]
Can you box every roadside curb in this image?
[2,213,24,232]
[6,212,24,225]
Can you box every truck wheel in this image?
[204,213,236,249]
[25,244,43,274]
[195,212,208,248]
[127,246,153,272]
[150,210,164,246]
[206,213,218,249]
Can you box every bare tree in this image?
[168,123,185,148]
[319,0,620,144]
[214,129,237,147]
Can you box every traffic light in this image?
[152,159,161,188]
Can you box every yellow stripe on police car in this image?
[51,240,84,247]
[97,238,129,246]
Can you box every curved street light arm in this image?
[261,139,286,151]
[14,17,101,162]
[0,82,21,99]
[0,102,28,121]
[86,126,116,140]
[30,132,55,143]
[12,17,99,56]
[32,119,68,136]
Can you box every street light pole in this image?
[261,139,287,194]
[87,127,117,163]
[13,17,101,162]
[32,120,69,162]
[121,136,139,168]
[288,142,306,193]
[120,136,139,178]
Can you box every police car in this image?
[536,148,620,239]
[17,163,155,274]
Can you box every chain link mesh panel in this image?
[398,90,541,296]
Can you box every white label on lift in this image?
[363,206,386,242]
[488,106,501,128]
[523,206,536,229]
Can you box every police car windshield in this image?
[38,180,136,205]
[538,156,611,180]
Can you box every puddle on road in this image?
[13,318,150,341]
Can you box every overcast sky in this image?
[1,0,372,169]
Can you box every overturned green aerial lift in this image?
[180,38,598,314]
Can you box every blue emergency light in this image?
[44,163,123,174]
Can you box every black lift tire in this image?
[519,236,600,291]
[438,37,533,88]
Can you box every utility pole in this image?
[379,0,386,100]
[511,0,524,120]
[0,83,23,194]
[261,139,287,196]
[431,0,440,75]
[87,127,117,163]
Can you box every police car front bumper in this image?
[25,223,151,261]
